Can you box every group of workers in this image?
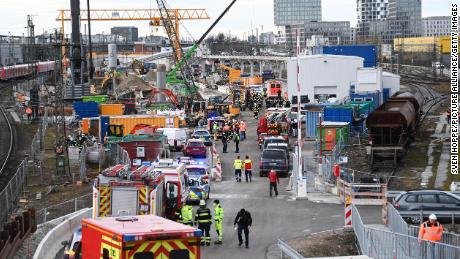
[233,155,253,182]
[175,200,252,248]
[214,119,247,153]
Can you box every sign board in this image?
[166,118,175,128]
[137,147,145,158]
[339,156,348,164]
[133,159,141,166]
[345,195,352,205]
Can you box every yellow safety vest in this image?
[234,159,243,169]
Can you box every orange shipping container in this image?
[109,115,179,136]
[100,103,124,115]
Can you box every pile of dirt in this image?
[287,228,358,258]
[116,74,153,95]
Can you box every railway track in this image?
[0,106,13,176]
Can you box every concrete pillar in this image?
[211,61,216,73]
[250,62,254,77]
[241,62,245,73]
[259,61,264,75]
[201,61,206,78]
[156,64,166,102]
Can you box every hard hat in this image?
[429,214,437,220]
[199,200,206,206]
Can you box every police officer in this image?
[234,156,243,182]
[195,200,212,246]
[181,201,194,226]
[213,200,224,244]
[222,133,228,153]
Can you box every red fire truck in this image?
[81,215,201,259]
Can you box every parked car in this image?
[183,139,207,158]
[157,128,188,151]
[192,128,212,146]
[261,136,289,150]
[259,148,289,177]
[62,227,82,259]
[394,190,460,223]
[186,175,210,203]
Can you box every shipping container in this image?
[350,91,381,112]
[110,115,180,136]
[324,106,354,123]
[73,101,99,119]
[382,72,400,96]
[100,103,124,115]
[82,95,109,103]
[382,88,390,102]
[100,116,110,140]
[287,55,363,103]
[316,121,350,151]
[305,111,322,138]
[356,67,383,93]
[321,45,377,67]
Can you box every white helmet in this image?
[199,200,206,206]
[429,214,437,220]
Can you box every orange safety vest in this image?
[418,221,443,242]
[26,108,32,115]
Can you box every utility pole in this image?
[87,0,94,84]
[70,0,82,98]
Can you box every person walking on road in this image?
[222,133,228,153]
[418,214,443,258]
[234,132,240,153]
[239,121,247,140]
[268,170,279,197]
[195,200,212,246]
[234,156,243,182]
[213,200,224,244]
[234,208,252,248]
[244,155,253,182]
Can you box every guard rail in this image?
[278,239,305,259]
[337,178,387,205]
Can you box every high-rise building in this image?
[274,0,321,26]
[387,0,422,38]
[356,0,422,44]
[111,26,139,42]
[304,21,352,45]
[357,0,388,23]
[422,16,452,37]
[259,32,275,45]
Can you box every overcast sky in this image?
[0,0,452,39]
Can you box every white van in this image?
[157,128,188,151]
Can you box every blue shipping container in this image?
[382,88,390,102]
[322,45,377,68]
[305,111,322,138]
[324,107,354,123]
[73,101,99,119]
[100,116,110,140]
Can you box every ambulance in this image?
[92,168,166,218]
[81,215,202,259]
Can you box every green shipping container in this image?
[316,122,350,151]
[82,95,109,103]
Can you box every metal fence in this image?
[0,160,27,228]
[28,107,49,181]
[106,143,131,166]
[35,193,92,225]
[387,203,460,247]
[277,239,305,259]
[352,204,460,259]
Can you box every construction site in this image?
[0,0,457,259]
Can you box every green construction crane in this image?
[160,0,237,95]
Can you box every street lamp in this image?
[319,112,322,156]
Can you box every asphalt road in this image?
[195,110,379,259]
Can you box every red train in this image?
[366,90,425,169]
[0,61,55,80]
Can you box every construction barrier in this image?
[337,178,387,205]
[344,196,352,226]
[214,159,222,182]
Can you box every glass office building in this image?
[274,0,322,26]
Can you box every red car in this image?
[183,139,207,158]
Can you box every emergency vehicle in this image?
[92,169,166,218]
[152,159,189,220]
[266,80,282,97]
[81,215,202,259]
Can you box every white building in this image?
[287,55,364,103]
[422,16,452,37]
[357,0,388,23]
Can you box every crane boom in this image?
[165,0,237,91]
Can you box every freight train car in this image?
[366,91,424,169]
